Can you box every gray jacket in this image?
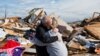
[30,30,68,56]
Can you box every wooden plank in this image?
[84,22,100,39]
[24,48,36,53]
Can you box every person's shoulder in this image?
[36,24,44,31]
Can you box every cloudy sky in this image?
[0,0,100,22]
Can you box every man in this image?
[35,16,58,56]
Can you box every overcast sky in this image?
[0,0,100,22]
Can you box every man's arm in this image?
[36,27,58,43]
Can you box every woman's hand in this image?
[52,28,58,33]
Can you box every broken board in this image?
[84,22,100,39]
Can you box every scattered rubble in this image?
[0,8,100,56]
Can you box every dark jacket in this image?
[35,23,58,56]
[35,23,58,43]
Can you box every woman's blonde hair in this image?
[51,17,58,28]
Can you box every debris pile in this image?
[68,12,100,55]
[0,8,100,56]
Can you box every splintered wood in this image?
[84,23,100,39]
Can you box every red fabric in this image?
[1,40,20,49]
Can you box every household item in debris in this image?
[1,40,20,49]
[5,34,19,41]
[12,47,25,56]
[75,35,96,53]
[0,28,7,41]
[0,52,7,56]
[95,44,100,54]
[0,47,25,56]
